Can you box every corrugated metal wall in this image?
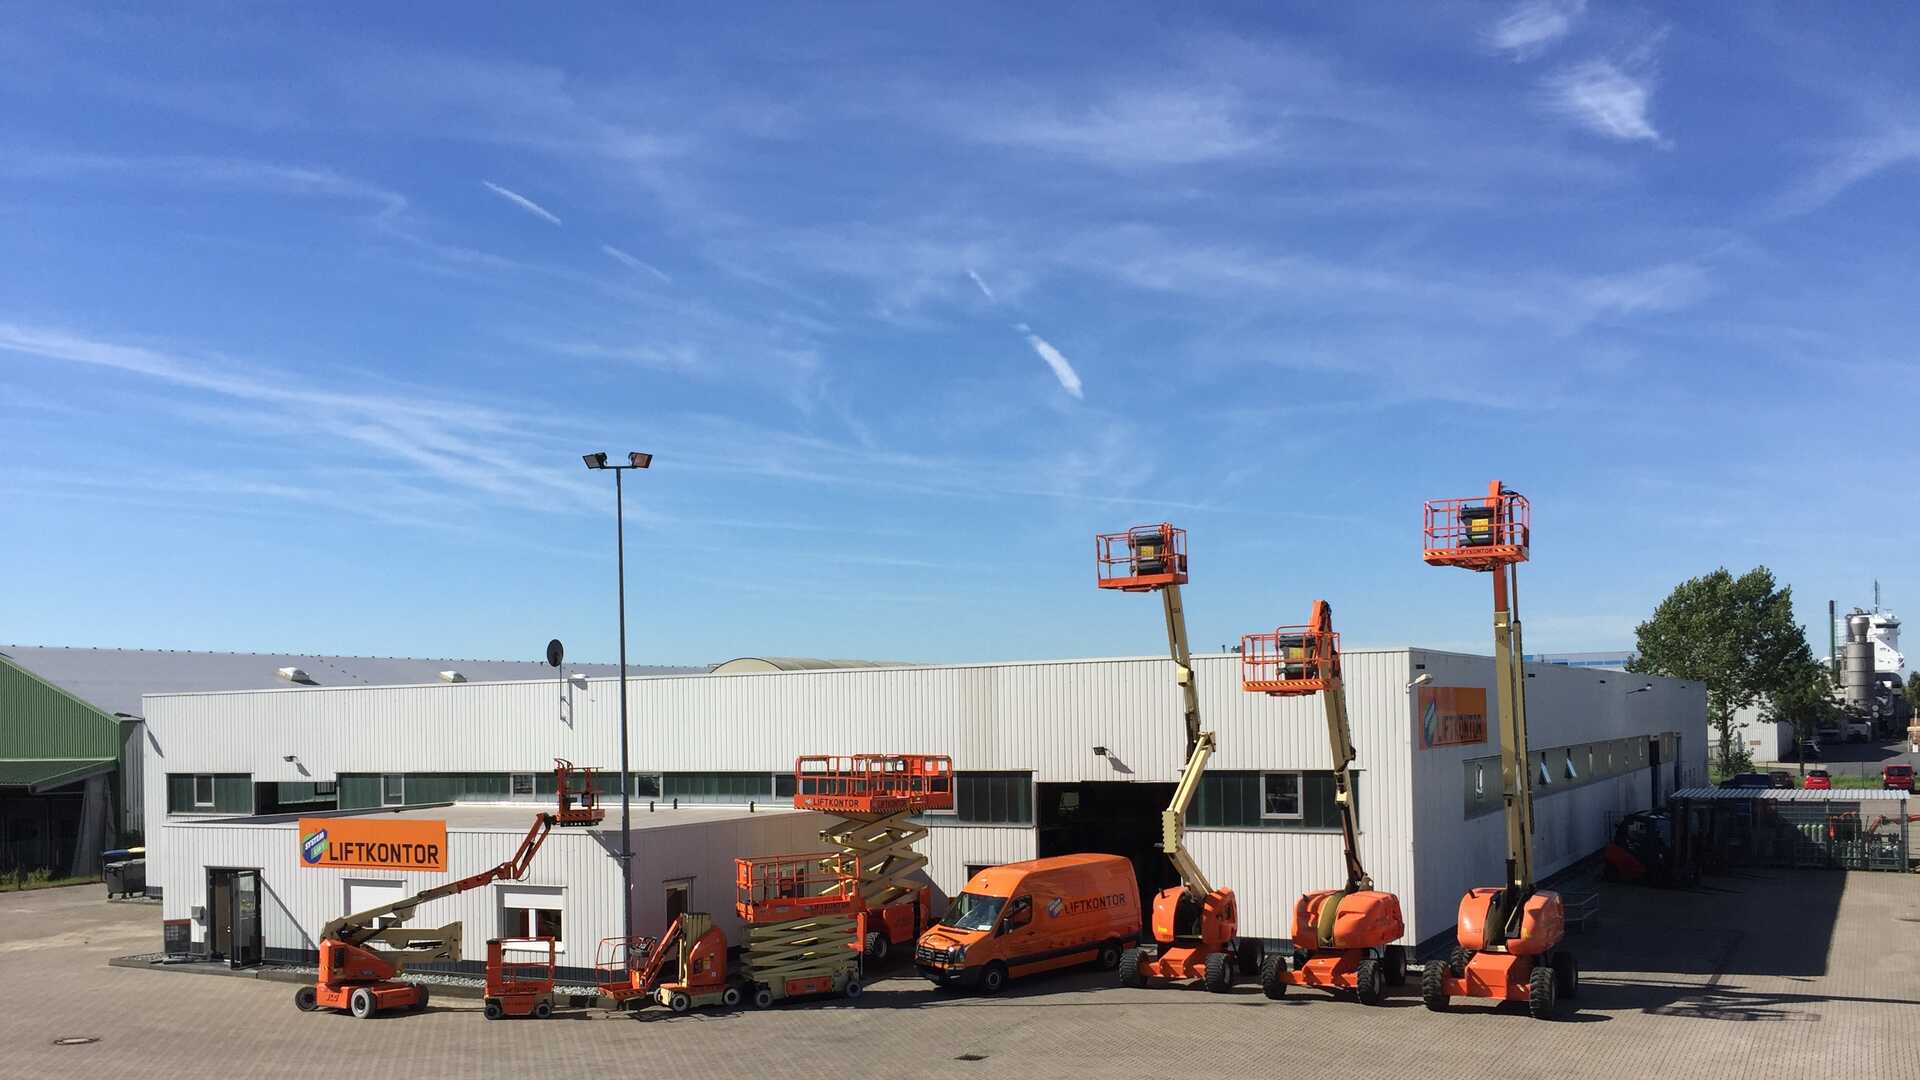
[144,648,1704,950]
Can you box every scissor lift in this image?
[735,852,865,1007]
[794,754,954,964]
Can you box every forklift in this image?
[1418,481,1577,1020]
[1241,601,1407,1004]
[1096,524,1240,993]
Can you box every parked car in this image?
[1843,718,1874,742]
[1883,764,1914,791]
[1719,773,1774,789]
[1803,770,1832,790]
[1767,771,1795,789]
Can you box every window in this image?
[1564,750,1579,781]
[1538,754,1552,786]
[381,774,404,806]
[1261,773,1303,820]
[1475,764,1486,796]
[510,773,535,797]
[1004,895,1033,931]
[498,885,565,951]
[628,773,662,798]
[664,879,691,925]
[314,781,337,796]
[193,775,215,807]
[953,772,1033,825]
[663,772,773,803]
[773,773,796,799]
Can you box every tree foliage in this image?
[1761,661,1839,771]
[1628,567,1812,770]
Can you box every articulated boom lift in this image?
[1241,600,1406,1004]
[296,810,558,1019]
[1419,480,1577,1020]
[1096,524,1240,993]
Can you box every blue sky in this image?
[1,3,1913,668]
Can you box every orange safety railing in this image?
[1241,626,1340,696]
[1095,523,1188,591]
[553,758,606,827]
[1423,487,1530,571]
[793,754,955,814]
[735,851,861,924]
[487,937,556,993]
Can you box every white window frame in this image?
[497,884,566,954]
[510,773,536,798]
[381,774,404,806]
[1260,772,1303,821]
[192,774,215,808]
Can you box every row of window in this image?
[1186,771,1357,831]
[1462,733,1678,819]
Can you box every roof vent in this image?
[439,670,466,683]
[276,666,316,685]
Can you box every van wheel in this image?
[1203,952,1233,993]
[1096,942,1123,970]
[1260,955,1287,999]
[1118,947,1146,988]
[979,962,1008,995]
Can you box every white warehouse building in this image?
[140,648,1705,975]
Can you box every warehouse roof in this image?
[709,656,912,673]
[1671,787,1910,801]
[177,802,806,833]
[0,645,704,719]
[0,757,118,792]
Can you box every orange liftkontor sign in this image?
[1418,687,1489,749]
[299,817,447,872]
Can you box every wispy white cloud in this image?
[1545,58,1664,144]
[1016,324,1085,399]
[481,179,562,225]
[1485,0,1586,60]
[965,87,1269,168]
[1575,261,1713,319]
[600,243,673,283]
[1775,125,1920,216]
[965,269,997,302]
[0,151,408,218]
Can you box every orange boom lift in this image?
[1096,524,1240,993]
[1419,480,1577,1020]
[1241,601,1407,1004]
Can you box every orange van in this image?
[914,854,1141,993]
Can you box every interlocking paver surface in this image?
[4,868,1916,1079]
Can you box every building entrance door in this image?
[207,868,263,968]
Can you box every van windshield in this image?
[940,891,1006,932]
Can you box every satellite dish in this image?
[546,639,565,668]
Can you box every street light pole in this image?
[583,451,652,951]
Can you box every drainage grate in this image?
[954,1053,988,1062]
[52,1037,99,1046]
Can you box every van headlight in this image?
[946,946,966,962]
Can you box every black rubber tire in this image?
[411,984,428,1011]
[1096,942,1123,970]
[721,986,742,1007]
[978,962,1009,995]
[1117,947,1146,988]
[865,931,888,964]
[1553,951,1579,1000]
[1528,963,1557,1020]
[1292,950,1310,971]
[752,985,774,1009]
[349,987,376,1020]
[1202,952,1233,993]
[293,986,318,1013]
[1259,955,1288,999]
[1447,946,1474,978]
[1355,958,1383,1005]
[533,1000,553,1020]
[483,1000,504,1021]
[1421,959,1450,1011]
[1383,945,1408,986]
[668,992,691,1014]
[844,980,862,999]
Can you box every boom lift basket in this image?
[553,758,605,827]
[736,852,862,924]
[1241,626,1340,696]
[1423,490,1530,571]
[1095,524,1189,591]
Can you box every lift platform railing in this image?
[1423,489,1530,571]
[1095,523,1189,592]
[794,754,954,814]
[1241,625,1340,696]
[735,852,862,924]
[487,937,556,994]
[553,758,605,827]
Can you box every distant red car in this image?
[1883,764,1914,791]
[1803,770,1832,790]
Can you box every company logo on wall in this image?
[296,818,448,872]
[1419,687,1489,749]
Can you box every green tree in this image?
[1761,662,1839,776]
[1628,567,1812,772]
[1907,670,1920,707]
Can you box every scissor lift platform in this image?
[794,754,952,963]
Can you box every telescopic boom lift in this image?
[1418,480,1577,1020]
[1096,523,1240,993]
[1241,600,1406,1003]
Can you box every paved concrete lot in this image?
[4,870,1917,1080]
